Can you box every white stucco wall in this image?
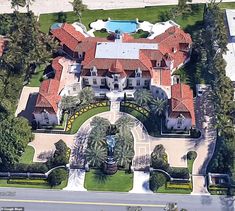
[34,112,59,126]
[166,117,192,130]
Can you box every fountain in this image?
[103,135,118,175]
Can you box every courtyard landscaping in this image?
[67,102,110,134]
[28,64,47,87]
[84,169,133,192]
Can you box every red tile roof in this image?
[34,57,63,114]
[51,23,85,51]
[169,83,195,125]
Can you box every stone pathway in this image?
[63,169,87,191]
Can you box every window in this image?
[93,78,97,85]
[136,80,140,86]
[91,71,97,76]
[101,78,105,85]
[144,80,149,87]
[135,68,142,77]
[156,90,159,94]
[114,75,118,82]
[83,78,89,85]
[128,79,132,86]
[73,87,76,91]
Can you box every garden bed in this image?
[66,102,110,134]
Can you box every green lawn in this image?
[28,64,46,87]
[39,5,206,35]
[84,169,133,192]
[19,146,35,164]
[0,178,68,189]
[70,106,109,134]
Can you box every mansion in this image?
[33,21,195,130]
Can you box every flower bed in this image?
[66,101,110,134]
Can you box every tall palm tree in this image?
[10,0,26,11]
[134,89,153,107]
[85,144,107,167]
[79,87,95,105]
[71,0,87,23]
[115,116,135,129]
[150,98,167,117]
[90,116,110,131]
[115,142,134,168]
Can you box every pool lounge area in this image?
[89,19,179,38]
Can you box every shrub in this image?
[166,182,192,190]
[10,163,48,173]
[187,151,197,160]
[46,140,69,168]
[150,172,167,191]
[151,158,169,171]
[8,179,48,186]
[169,167,189,179]
[47,168,68,187]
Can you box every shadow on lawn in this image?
[94,169,109,184]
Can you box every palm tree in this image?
[60,95,80,114]
[79,87,95,105]
[26,0,35,13]
[133,89,153,107]
[115,142,134,168]
[71,0,87,23]
[90,116,110,131]
[85,144,107,167]
[10,0,26,11]
[150,98,167,117]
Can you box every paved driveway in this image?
[15,86,39,122]
[29,133,75,162]
[1,0,234,14]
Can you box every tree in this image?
[150,98,167,116]
[149,172,166,191]
[60,95,80,114]
[85,144,107,167]
[47,140,69,168]
[134,89,153,107]
[115,115,135,137]
[79,87,95,105]
[90,116,110,131]
[48,168,67,186]
[0,116,33,169]
[115,142,134,168]
[71,0,87,22]
[10,0,26,11]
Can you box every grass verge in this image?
[0,178,68,189]
[84,169,133,192]
[19,146,35,164]
[70,106,109,134]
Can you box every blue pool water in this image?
[51,23,62,30]
[106,20,138,33]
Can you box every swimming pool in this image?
[105,20,138,33]
[51,22,62,30]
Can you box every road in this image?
[0,188,234,211]
[0,0,235,14]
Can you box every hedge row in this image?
[169,167,190,179]
[3,163,48,173]
[120,101,150,117]
[8,179,48,186]
[166,182,192,190]
[66,101,110,132]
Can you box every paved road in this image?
[0,188,234,211]
[0,0,235,14]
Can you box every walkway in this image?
[63,169,87,191]
[129,171,152,193]
[0,0,234,14]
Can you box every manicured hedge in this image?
[169,167,190,179]
[166,182,192,190]
[7,163,48,173]
[8,179,48,186]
